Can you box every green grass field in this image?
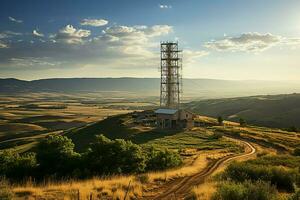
[66,113,241,153]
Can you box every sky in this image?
[1,0,300,80]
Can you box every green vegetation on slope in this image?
[212,181,279,200]
[213,125,300,153]
[185,93,300,129]
[66,114,240,153]
[212,155,300,200]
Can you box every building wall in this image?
[179,110,194,121]
[156,113,178,129]
[156,110,194,129]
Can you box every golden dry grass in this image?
[13,176,142,200]
[191,181,216,200]
[0,123,46,133]
[195,115,239,127]
[0,93,137,152]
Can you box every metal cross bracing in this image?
[160,41,182,109]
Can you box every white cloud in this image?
[159,4,172,9]
[102,25,172,43]
[10,57,61,67]
[54,24,91,44]
[145,25,173,37]
[204,32,282,52]
[0,41,8,48]
[0,31,22,39]
[0,33,8,39]
[80,18,108,27]
[0,23,206,72]
[8,16,23,23]
[33,30,44,37]
[282,38,300,46]
[99,25,173,58]
[184,50,209,60]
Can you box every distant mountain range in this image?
[1,78,300,99]
[185,93,300,128]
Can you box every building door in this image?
[171,120,176,128]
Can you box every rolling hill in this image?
[1,78,300,99]
[185,93,300,128]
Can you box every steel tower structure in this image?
[160,41,182,109]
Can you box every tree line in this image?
[0,135,182,182]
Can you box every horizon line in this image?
[1,77,300,82]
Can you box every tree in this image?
[218,116,224,125]
[0,150,36,180]
[86,134,146,175]
[146,146,182,171]
[239,118,246,127]
[35,135,79,176]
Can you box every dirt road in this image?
[143,139,256,200]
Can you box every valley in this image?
[1,92,300,200]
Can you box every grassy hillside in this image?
[10,113,300,200]
[65,113,240,152]
[66,110,300,154]
[2,78,300,98]
[185,93,300,129]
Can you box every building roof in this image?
[155,108,178,115]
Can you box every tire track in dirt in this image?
[143,139,256,200]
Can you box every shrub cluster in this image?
[0,150,36,181]
[214,155,300,199]
[83,134,146,175]
[239,118,246,127]
[212,181,279,200]
[222,161,298,192]
[146,146,182,171]
[289,189,300,200]
[217,116,223,125]
[294,147,300,156]
[0,135,182,181]
[0,179,14,200]
[210,132,224,140]
[247,155,300,168]
[286,126,299,133]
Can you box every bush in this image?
[86,134,146,174]
[146,146,182,171]
[210,132,224,140]
[217,116,224,125]
[0,179,14,200]
[212,181,279,200]
[35,135,80,177]
[286,126,299,133]
[289,189,300,200]
[294,148,300,156]
[222,161,297,192]
[135,174,149,184]
[239,118,246,127]
[0,150,36,180]
[248,155,300,168]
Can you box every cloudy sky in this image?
[1,0,300,80]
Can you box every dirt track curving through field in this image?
[143,139,256,200]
